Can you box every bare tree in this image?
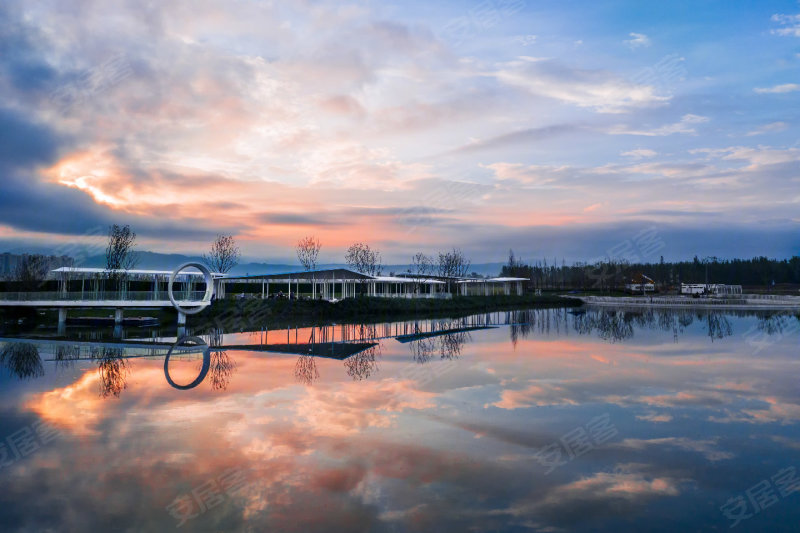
[296,236,322,298]
[345,243,382,295]
[294,354,319,385]
[0,343,44,380]
[409,252,434,295]
[95,347,129,398]
[344,345,380,381]
[202,234,241,274]
[13,254,51,291]
[209,350,237,391]
[106,224,138,272]
[437,248,471,296]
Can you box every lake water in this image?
[1,307,799,532]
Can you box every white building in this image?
[221,269,527,300]
[680,283,742,296]
[624,273,655,293]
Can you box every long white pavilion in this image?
[220,269,527,300]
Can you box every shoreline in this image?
[191,294,583,330]
[574,295,800,311]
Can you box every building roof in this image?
[50,267,218,277]
[223,268,373,281]
[455,277,529,283]
[373,276,445,284]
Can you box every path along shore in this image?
[575,294,800,310]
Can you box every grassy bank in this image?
[192,293,582,330]
[0,294,582,334]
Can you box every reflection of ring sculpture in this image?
[168,262,214,315]
[164,336,211,390]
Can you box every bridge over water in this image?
[0,262,215,331]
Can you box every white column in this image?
[115,308,124,325]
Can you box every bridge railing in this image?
[0,290,208,302]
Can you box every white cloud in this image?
[613,437,734,461]
[690,145,800,169]
[621,148,658,159]
[494,58,670,113]
[609,114,709,136]
[514,34,537,46]
[746,122,789,136]
[771,13,800,37]
[624,32,651,49]
[754,83,800,94]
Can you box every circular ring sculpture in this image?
[164,336,211,390]
[168,262,214,315]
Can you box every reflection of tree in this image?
[408,326,470,363]
[572,308,708,343]
[94,347,129,398]
[209,350,236,391]
[344,345,380,381]
[439,331,469,360]
[208,328,224,348]
[595,311,634,343]
[294,354,319,385]
[54,344,81,371]
[205,328,236,391]
[706,313,733,341]
[0,343,44,379]
[756,313,797,335]
[410,337,437,363]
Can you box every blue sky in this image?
[0,0,798,263]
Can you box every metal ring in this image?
[168,262,214,315]
[164,336,210,390]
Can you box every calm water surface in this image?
[1,308,799,532]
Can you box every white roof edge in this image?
[456,277,528,283]
[373,276,445,283]
[51,267,219,276]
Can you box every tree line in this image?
[500,249,800,290]
[6,226,799,293]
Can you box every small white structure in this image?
[625,274,655,293]
[680,283,742,296]
[456,277,526,296]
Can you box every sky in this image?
[0,0,799,264]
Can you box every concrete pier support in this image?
[114,308,124,325]
[57,308,67,335]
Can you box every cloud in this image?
[746,121,789,136]
[445,123,586,155]
[0,107,62,170]
[609,114,709,136]
[624,32,651,49]
[690,145,800,168]
[494,58,670,113]
[635,412,673,423]
[612,437,734,461]
[754,83,800,94]
[621,148,658,159]
[771,13,800,37]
